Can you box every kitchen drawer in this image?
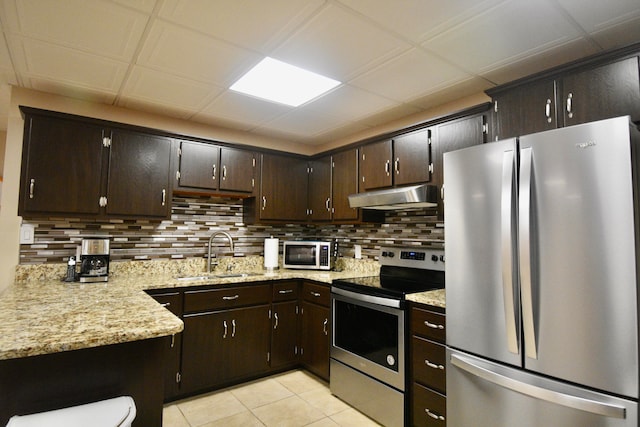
[412,336,446,394]
[302,282,330,307]
[412,382,447,427]
[184,284,271,313]
[411,307,446,343]
[148,290,183,317]
[273,280,300,302]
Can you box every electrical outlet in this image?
[20,224,35,244]
[354,244,362,259]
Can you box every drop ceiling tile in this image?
[336,0,502,43]
[111,0,157,14]
[301,84,399,122]
[273,2,411,81]
[121,66,222,111]
[4,0,148,61]
[407,76,492,110]
[555,0,640,34]
[258,107,350,138]
[8,37,128,92]
[117,96,195,120]
[28,77,117,104]
[195,90,292,129]
[158,0,325,52]
[588,16,640,51]
[423,0,583,75]
[137,20,261,86]
[357,103,423,128]
[350,48,471,103]
[0,31,17,85]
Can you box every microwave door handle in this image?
[501,150,519,355]
[519,147,537,359]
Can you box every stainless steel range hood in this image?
[348,184,439,210]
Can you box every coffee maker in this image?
[78,238,110,283]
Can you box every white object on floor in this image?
[6,396,136,427]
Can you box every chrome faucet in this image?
[207,231,235,272]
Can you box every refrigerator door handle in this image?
[450,353,627,419]
[501,150,519,354]
[519,147,537,359]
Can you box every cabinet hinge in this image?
[251,178,255,188]
[267,352,270,363]
[176,372,181,384]
[493,100,498,113]
[362,153,366,161]
[176,171,181,181]
[295,345,298,355]
[102,136,111,148]
[268,309,272,319]
[300,347,304,355]
[252,157,256,167]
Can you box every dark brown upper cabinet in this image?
[244,153,309,223]
[19,108,172,219]
[360,128,431,191]
[307,155,333,222]
[174,140,256,196]
[488,51,640,141]
[331,149,361,222]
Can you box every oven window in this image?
[333,299,399,372]
[285,245,316,265]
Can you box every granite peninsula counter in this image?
[0,257,381,361]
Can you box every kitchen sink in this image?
[176,272,263,281]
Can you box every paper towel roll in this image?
[264,237,279,270]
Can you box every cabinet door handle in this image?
[262,196,267,210]
[425,359,445,370]
[160,302,171,308]
[323,318,328,336]
[212,164,216,180]
[223,320,228,338]
[394,158,400,174]
[566,92,573,118]
[325,197,331,212]
[274,312,279,330]
[425,408,445,421]
[161,189,166,206]
[231,319,236,337]
[424,320,444,330]
[278,289,294,294]
[29,178,35,199]
[222,294,239,301]
[222,165,227,180]
[310,291,321,297]
[385,160,390,176]
[545,98,552,123]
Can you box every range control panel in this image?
[379,246,445,271]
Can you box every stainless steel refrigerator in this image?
[444,116,640,426]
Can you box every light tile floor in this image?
[163,370,382,427]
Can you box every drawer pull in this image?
[232,319,236,337]
[310,291,321,297]
[323,318,328,335]
[425,408,445,421]
[223,320,228,338]
[278,289,294,294]
[160,302,171,308]
[222,295,239,301]
[424,320,444,330]
[425,359,445,370]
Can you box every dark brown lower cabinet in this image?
[181,304,271,395]
[412,382,447,427]
[300,301,330,381]
[271,300,299,369]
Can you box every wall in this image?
[19,195,443,265]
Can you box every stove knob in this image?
[387,252,394,258]
[440,255,445,262]
[431,255,439,262]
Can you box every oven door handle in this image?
[331,286,401,308]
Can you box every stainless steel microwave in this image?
[282,240,333,270]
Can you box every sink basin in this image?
[176,272,263,281]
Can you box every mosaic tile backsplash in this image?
[19,195,444,265]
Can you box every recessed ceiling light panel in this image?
[230,57,341,107]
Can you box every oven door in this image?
[330,287,405,391]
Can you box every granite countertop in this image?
[406,288,446,309]
[0,257,383,361]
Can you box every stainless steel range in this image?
[330,246,445,427]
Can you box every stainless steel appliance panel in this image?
[444,138,522,367]
[519,117,639,397]
[447,348,638,427]
[330,359,404,427]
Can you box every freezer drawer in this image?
[447,349,638,427]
